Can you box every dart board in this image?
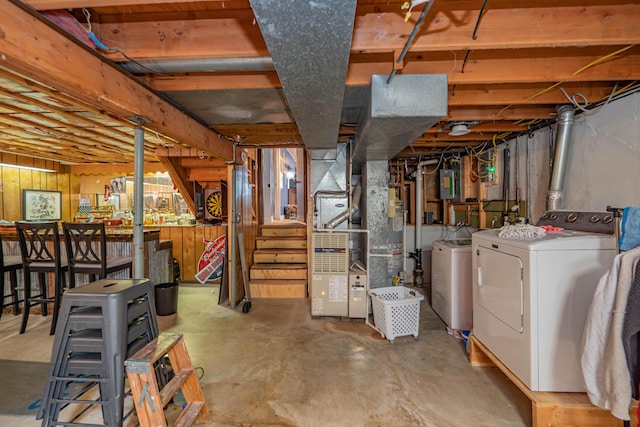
[206,190,223,217]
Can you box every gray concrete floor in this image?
[0,284,531,426]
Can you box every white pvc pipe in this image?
[402,210,407,275]
[410,159,438,251]
[415,167,423,250]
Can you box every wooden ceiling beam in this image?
[92,3,640,60]
[0,0,234,161]
[158,156,196,215]
[23,0,220,9]
[345,51,640,86]
[68,163,167,174]
[145,51,640,91]
[213,123,299,136]
[444,106,557,121]
[0,85,135,142]
[0,99,136,153]
[145,73,281,91]
[188,167,228,182]
[417,133,512,142]
[97,11,266,60]
[353,2,640,52]
[178,157,227,168]
[446,83,619,106]
[424,122,530,133]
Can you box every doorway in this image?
[260,148,305,224]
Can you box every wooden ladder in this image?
[125,332,211,427]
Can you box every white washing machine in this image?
[431,239,472,331]
[472,210,616,392]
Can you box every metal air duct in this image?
[325,182,362,229]
[547,105,575,211]
[250,0,357,153]
[352,74,448,173]
[118,57,275,74]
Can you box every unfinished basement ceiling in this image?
[0,0,638,166]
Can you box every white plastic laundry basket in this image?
[369,286,424,343]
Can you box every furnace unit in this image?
[311,232,349,317]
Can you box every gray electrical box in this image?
[440,169,456,200]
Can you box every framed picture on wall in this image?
[23,189,62,221]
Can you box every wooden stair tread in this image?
[251,263,307,270]
[249,280,307,298]
[260,225,307,237]
[253,224,308,298]
[257,235,306,240]
[253,248,306,254]
[249,279,307,285]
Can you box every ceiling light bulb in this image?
[448,124,471,136]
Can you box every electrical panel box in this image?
[480,149,498,184]
[348,273,368,318]
[440,169,457,200]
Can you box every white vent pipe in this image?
[410,159,438,250]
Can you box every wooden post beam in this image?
[0,0,233,161]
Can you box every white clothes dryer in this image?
[472,211,616,392]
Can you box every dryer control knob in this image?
[590,215,601,223]
[550,214,558,220]
[566,213,578,223]
[603,215,613,224]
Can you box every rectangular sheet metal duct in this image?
[353,74,448,172]
[250,0,357,152]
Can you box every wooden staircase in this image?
[249,224,308,298]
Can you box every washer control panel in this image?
[536,210,614,234]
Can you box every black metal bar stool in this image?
[62,222,133,289]
[37,278,157,427]
[15,221,68,335]
[0,233,23,319]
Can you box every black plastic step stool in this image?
[37,278,158,427]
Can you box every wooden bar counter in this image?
[0,226,173,287]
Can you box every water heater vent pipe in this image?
[547,105,575,211]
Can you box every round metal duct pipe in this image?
[119,56,274,74]
[547,105,575,211]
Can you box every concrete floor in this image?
[0,284,531,427]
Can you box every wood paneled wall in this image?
[159,225,226,282]
[0,157,78,222]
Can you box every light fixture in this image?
[0,162,56,173]
[448,123,471,137]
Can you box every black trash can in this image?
[155,282,179,316]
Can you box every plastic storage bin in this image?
[155,282,179,316]
[369,286,424,343]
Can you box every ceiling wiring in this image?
[80,8,172,76]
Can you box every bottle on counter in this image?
[123,210,133,226]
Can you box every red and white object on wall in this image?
[195,235,226,284]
